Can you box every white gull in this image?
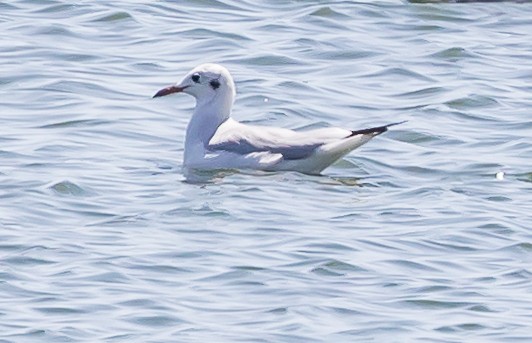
[153,63,405,175]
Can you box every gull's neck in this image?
[184,89,234,160]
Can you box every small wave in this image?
[90,12,135,23]
[48,180,88,196]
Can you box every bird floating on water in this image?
[153,63,405,175]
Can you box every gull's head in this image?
[153,63,236,105]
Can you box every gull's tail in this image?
[290,120,406,174]
[348,120,407,137]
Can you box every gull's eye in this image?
[191,73,200,83]
[209,79,220,90]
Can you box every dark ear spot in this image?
[209,79,220,90]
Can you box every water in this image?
[1,1,531,342]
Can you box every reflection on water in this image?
[183,168,240,184]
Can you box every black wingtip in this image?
[385,120,408,128]
[349,120,407,137]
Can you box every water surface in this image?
[1,1,531,342]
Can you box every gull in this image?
[153,63,405,175]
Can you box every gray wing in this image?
[210,138,321,160]
[208,119,352,160]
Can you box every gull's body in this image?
[154,63,404,175]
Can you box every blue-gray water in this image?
[1,1,531,342]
